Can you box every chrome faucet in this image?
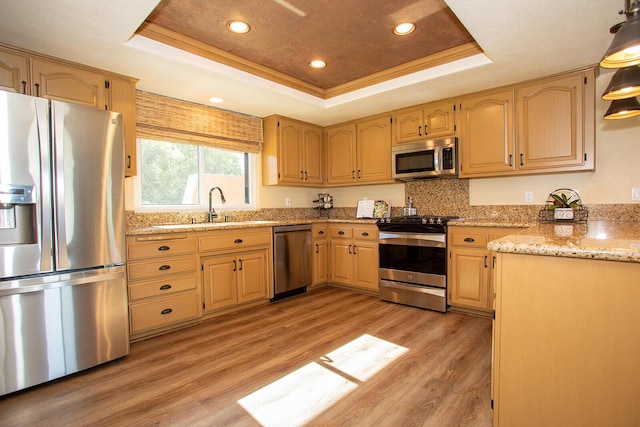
[208,186,226,222]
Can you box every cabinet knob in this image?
[315,243,319,254]
[159,265,171,271]
[159,284,172,291]
[318,230,324,235]
[21,81,27,94]
[338,231,345,235]
[362,232,369,237]
[160,308,173,315]
[463,237,475,242]
[158,245,170,251]
[234,239,243,244]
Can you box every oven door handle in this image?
[378,232,445,247]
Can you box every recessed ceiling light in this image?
[209,97,224,104]
[309,59,326,69]
[227,21,250,34]
[394,23,416,36]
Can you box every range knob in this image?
[429,217,436,224]
[436,217,443,225]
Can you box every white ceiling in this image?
[0,0,618,126]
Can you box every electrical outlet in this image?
[632,188,640,201]
[285,197,291,207]
[524,191,533,203]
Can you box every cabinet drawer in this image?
[127,237,196,260]
[353,226,378,241]
[451,232,489,248]
[129,292,199,333]
[128,274,198,301]
[199,228,271,252]
[330,226,353,239]
[127,256,197,281]
[312,224,328,239]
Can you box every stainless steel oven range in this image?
[377,215,458,312]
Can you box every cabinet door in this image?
[330,240,353,285]
[109,77,137,177]
[449,248,491,311]
[278,118,304,184]
[31,58,106,108]
[424,100,456,138]
[459,90,515,177]
[353,241,378,291]
[202,254,238,311]
[0,48,30,94]
[237,249,268,303]
[393,108,424,144]
[302,124,324,185]
[312,239,328,285]
[326,123,357,185]
[356,116,392,183]
[516,73,588,171]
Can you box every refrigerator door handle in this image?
[36,98,54,274]
[0,267,125,297]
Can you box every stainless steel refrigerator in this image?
[0,91,129,396]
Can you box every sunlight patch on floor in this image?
[237,334,408,426]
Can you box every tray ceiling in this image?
[138,0,481,99]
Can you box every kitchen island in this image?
[488,221,640,426]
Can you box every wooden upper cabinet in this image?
[109,77,138,177]
[31,58,107,109]
[392,100,455,144]
[356,115,392,183]
[262,115,324,186]
[0,48,30,94]
[326,123,357,185]
[278,118,304,184]
[326,115,392,186]
[516,71,594,172]
[459,67,595,178]
[459,90,515,177]
[302,124,324,185]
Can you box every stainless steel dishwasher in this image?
[272,224,312,301]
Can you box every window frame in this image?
[133,138,258,213]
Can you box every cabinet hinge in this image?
[104,80,110,89]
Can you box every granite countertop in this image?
[126,218,380,236]
[487,221,640,263]
[448,218,534,228]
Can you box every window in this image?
[135,138,256,211]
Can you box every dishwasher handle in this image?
[273,224,312,233]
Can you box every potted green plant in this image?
[549,192,581,220]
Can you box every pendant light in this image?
[600,0,640,68]
[601,0,640,119]
[603,97,640,120]
[602,66,640,99]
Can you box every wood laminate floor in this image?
[0,287,493,427]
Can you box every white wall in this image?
[469,70,640,205]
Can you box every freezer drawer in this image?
[0,268,129,396]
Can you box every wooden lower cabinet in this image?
[492,253,640,426]
[448,226,522,315]
[311,224,329,287]
[200,227,271,313]
[126,234,201,338]
[329,224,379,293]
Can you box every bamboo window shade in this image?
[135,91,263,153]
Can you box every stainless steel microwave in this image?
[392,137,458,180]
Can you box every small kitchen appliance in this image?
[313,193,333,218]
[392,137,458,180]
